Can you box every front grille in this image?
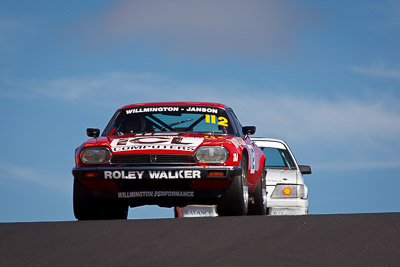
[111,154,197,165]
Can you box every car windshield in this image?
[104,105,235,136]
[261,147,297,170]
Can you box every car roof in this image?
[252,137,287,143]
[120,102,231,110]
[252,137,288,150]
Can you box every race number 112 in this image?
[205,114,228,127]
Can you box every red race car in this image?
[72,102,267,220]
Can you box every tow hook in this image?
[249,197,255,204]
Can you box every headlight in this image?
[271,184,307,199]
[80,147,111,164]
[195,146,229,164]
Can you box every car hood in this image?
[92,133,237,154]
[265,169,298,185]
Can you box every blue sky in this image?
[1,0,400,222]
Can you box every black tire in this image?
[217,157,249,216]
[73,178,128,220]
[248,167,267,215]
[173,207,179,218]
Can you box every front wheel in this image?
[248,167,267,215]
[217,157,249,216]
[73,179,128,220]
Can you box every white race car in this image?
[174,137,311,217]
[252,138,311,215]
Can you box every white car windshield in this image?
[262,147,297,170]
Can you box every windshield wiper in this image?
[168,119,193,127]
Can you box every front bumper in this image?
[267,199,308,215]
[73,165,241,207]
[267,185,308,215]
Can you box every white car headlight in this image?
[271,184,307,199]
[195,146,229,164]
[80,147,111,164]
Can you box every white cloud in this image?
[34,72,189,102]
[8,72,400,170]
[34,72,400,142]
[0,16,36,52]
[0,162,71,193]
[312,160,400,171]
[240,95,400,170]
[0,17,20,50]
[245,96,400,141]
[350,65,400,79]
[366,0,400,30]
[69,0,318,58]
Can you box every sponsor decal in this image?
[113,145,196,152]
[186,107,218,114]
[104,171,144,179]
[126,107,179,114]
[247,145,256,174]
[230,138,241,148]
[184,209,214,217]
[233,153,239,162]
[104,170,201,179]
[125,106,218,114]
[180,205,218,217]
[110,136,204,152]
[118,191,195,198]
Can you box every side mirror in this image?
[242,126,256,136]
[299,165,312,175]
[86,128,100,138]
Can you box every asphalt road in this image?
[1,213,400,267]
